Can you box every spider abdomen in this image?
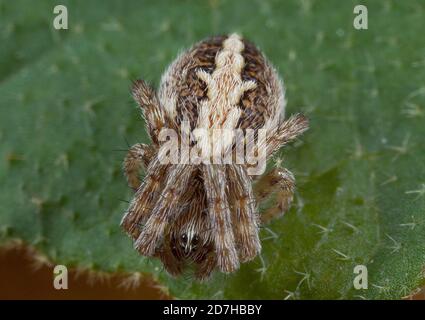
[158,34,285,131]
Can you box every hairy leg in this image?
[195,251,217,281]
[121,79,174,238]
[202,164,239,273]
[254,167,295,224]
[131,79,169,144]
[227,165,261,262]
[251,113,307,223]
[263,113,309,158]
[134,165,194,256]
[123,143,155,191]
[121,157,169,239]
[157,245,185,278]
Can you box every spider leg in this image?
[254,167,295,224]
[122,79,175,239]
[264,113,309,158]
[227,165,261,262]
[121,157,169,239]
[195,251,217,281]
[134,165,194,256]
[157,245,185,278]
[123,143,155,191]
[249,114,306,224]
[132,79,169,145]
[203,164,239,273]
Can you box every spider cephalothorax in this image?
[121,33,309,280]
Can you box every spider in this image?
[121,33,309,280]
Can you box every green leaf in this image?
[1,0,424,299]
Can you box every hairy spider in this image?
[121,33,309,280]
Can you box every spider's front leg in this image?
[134,165,194,256]
[121,158,169,239]
[157,245,185,278]
[195,251,217,281]
[254,167,295,224]
[123,143,155,191]
[121,79,172,238]
[203,164,239,273]
[227,165,261,262]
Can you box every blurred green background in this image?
[0,0,424,299]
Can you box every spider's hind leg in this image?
[123,143,155,191]
[131,79,167,145]
[254,167,295,224]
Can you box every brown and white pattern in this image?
[121,33,309,280]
